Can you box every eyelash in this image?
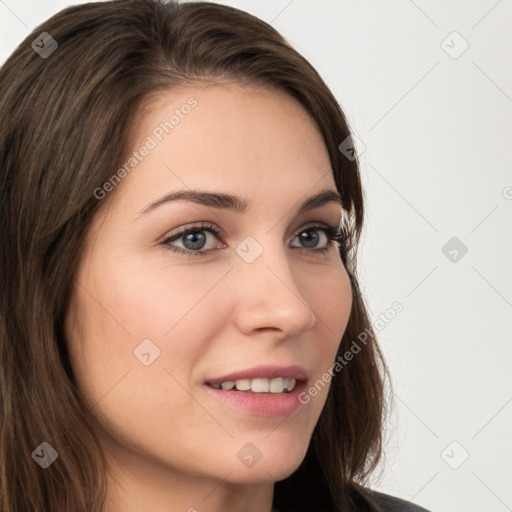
[160,221,348,258]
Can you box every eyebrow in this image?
[137,188,343,218]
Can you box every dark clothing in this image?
[273,485,432,511]
[272,458,432,512]
[369,490,431,511]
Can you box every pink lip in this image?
[205,364,308,387]
[203,379,308,417]
[203,364,309,417]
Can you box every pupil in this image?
[300,230,319,248]
[184,231,206,250]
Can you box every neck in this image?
[102,447,277,512]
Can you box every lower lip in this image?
[203,381,307,417]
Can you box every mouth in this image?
[204,363,308,393]
[206,377,301,394]
[203,364,309,417]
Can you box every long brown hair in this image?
[0,1,390,510]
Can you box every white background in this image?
[1,1,511,511]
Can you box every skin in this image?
[65,83,352,512]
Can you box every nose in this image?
[232,237,317,339]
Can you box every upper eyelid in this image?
[163,220,339,242]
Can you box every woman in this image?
[0,1,432,511]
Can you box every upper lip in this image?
[205,364,308,386]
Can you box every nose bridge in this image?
[232,232,317,335]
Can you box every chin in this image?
[221,439,309,484]
[225,462,301,485]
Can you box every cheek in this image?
[101,255,229,340]
[67,250,231,398]
[298,263,352,409]
[306,261,352,345]
[65,258,215,448]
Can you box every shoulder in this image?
[366,489,432,512]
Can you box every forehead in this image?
[109,83,336,214]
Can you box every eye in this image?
[290,223,343,251]
[161,221,222,257]
[160,221,346,257]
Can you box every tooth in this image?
[286,378,296,392]
[251,378,269,393]
[216,377,298,393]
[269,378,284,393]
[234,379,251,391]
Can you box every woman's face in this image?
[65,83,352,501]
